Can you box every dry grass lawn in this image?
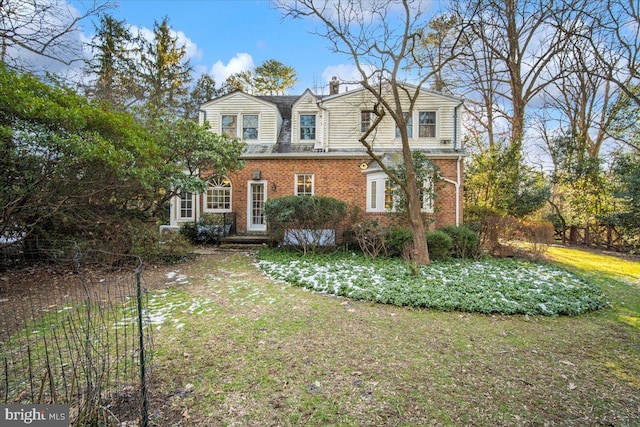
[146,247,640,426]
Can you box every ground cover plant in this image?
[257,249,608,316]
[144,247,639,426]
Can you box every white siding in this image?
[292,91,322,145]
[200,92,280,143]
[321,89,462,151]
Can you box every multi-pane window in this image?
[300,114,316,140]
[384,179,394,209]
[242,114,259,140]
[221,115,237,138]
[419,111,436,138]
[420,174,435,212]
[360,111,371,133]
[367,172,434,213]
[295,174,314,196]
[205,175,232,212]
[367,173,394,213]
[395,113,413,138]
[179,191,193,219]
[251,183,265,226]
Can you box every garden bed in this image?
[257,250,609,316]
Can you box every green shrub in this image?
[425,230,452,261]
[178,214,229,245]
[179,221,199,242]
[264,195,347,253]
[439,225,480,259]
[130,223,194,263]
[386,227,413,257]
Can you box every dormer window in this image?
[242,114,259,140]
[300,114,316,140]
[221,114,237,138]
[222,114,259,140]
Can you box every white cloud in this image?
[2,0,86,74]
[322,64,361,85]
[175,30,202,61]
[321,64,379,93]
[210,53,255,83]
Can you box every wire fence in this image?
[0,239,150,426]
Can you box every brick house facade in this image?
[166,81,465,237]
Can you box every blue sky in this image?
[102,0,357,94]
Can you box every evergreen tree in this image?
[253,59,297,95]
[224,59,297,95]
[85,14,137,109]
[183,74,220,121]
[137,17,193,118]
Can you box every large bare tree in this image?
[451,0,583,151]
[570,0,640,108]
[276,0,463,266]
[0,0,111,71]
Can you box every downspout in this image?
[317,98,329,152]
[442,103,463,226]
[455,103,463,225]
[453,105,458,151]
[441,172,461,227]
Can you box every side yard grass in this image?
[544,245,640,331]
[148,247,640,426]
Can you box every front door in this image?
[247,181,267,232]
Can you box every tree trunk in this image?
[400,129,430,266]
[569,225,578,245]
[407,182,430,266]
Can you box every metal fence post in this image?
[136,270,149,427]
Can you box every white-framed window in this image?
[418,111,436,138]
[300,114,316,140]
[384,179,394,210]
[204,175,232,212]
[420,174,435,213]
[222,114,259,140]
[395,112,413,139]
[366,172,434,213]
[367,173,393,212]
[370,180,377,210]
[295,173,314,196]
[360,111,371,133]
[179,191,194,219]
[242,114,259,140]
[221,114,237,138]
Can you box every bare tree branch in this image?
[0,0,112,71]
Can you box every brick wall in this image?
[222,156,463,234]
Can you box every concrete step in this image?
[220,235,272,245]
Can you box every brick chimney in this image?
[329,76,339,95]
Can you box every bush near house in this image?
[354,223,480,262]
[425,230,453,261]
[179,214,231,245]
[264,195,348,253]
[439,225,481,259]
